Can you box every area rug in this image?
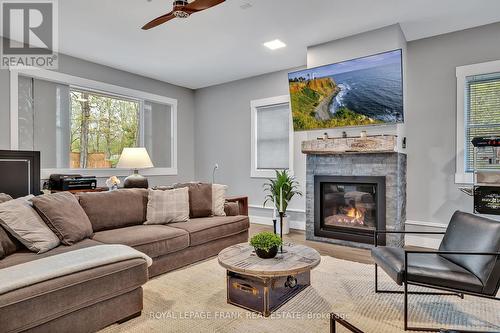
[101,256,499,333]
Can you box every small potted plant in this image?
[250,232,283,259]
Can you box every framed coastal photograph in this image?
[288,49,403,131]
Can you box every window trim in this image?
[455,59,500,184]
[9,67,178,178]
[250,95,294,178]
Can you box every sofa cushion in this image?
[212,184,227,216]
[174,182,212,218]
[0,193,13,204]
[78,189,148,232]
[170,215,250,247]
[371,246,484,293]
[32,192,93,245]
[0,238,103,269]
[0,197,60,253]
[145,188,190,224]
[224,202,240,216]
[0,257,147,333]
[92,225,189,258]
[0,226,23,259]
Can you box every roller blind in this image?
[465,72,500,172]
[256,103,290,170]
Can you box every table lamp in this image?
[116,147,154,188]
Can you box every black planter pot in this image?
[255,246,278,259]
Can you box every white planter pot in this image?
[276,215,290,235]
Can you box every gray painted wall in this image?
[405,22,500,224]
[0,42,196,186]
[194,68,300,210]
[194,22,500,228]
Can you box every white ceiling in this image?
[56,0,500,89]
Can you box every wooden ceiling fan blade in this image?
[185,0,225,12]
[142,12,175,30]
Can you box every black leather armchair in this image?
[371,211,500,332]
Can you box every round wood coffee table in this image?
[218,243,321,317]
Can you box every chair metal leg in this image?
[404,281,408,331]
[375,264,379,293]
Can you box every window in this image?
[456,60,500,184]
[251,95,293,178]
[465,73,500,172]
[70,89,140,168]
[11,68,177,178]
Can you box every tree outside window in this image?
[70,89,139,168]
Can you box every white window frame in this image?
[250,95,294,178]
[455,60,500,184]
[9,67,178,179]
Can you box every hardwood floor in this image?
[249,223,374,264]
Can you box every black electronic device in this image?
[49,174,97,191]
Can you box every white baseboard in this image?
[404,219,446,249]
[405,235,442,249]
[249,215,306,231]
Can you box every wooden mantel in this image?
[301,135,397,155]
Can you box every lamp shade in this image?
[116,148,154,169]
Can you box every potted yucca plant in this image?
[263,170,302,235]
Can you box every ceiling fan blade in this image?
[185,0,225,12]
[142,12,175,30]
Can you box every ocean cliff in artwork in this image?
[289,77,381,131]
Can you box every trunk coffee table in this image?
[218,243,321,317]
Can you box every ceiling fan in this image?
[142,0,226,30]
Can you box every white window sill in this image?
[454,172,473,185]
[251,168,293,179]
[41,167,178,179]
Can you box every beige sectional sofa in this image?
[0,189,249,333]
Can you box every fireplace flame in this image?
[346,207,363,221]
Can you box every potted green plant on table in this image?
[263,170,302,236]
[250,232,283,259]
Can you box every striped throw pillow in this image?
[145,188,189,225]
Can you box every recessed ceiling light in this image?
[264,39,286,50]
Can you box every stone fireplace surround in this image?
[303,135,407,249]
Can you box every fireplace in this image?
[314,176,386,245]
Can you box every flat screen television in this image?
[288,49,403,131]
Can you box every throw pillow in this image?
[174,182,212,218]
[32,192,93,245]
[224,202,240,216]
[0,197,60,254]
[0,226,24,259]
[212,184,227,216]
[145,188,190,225]
[0,193,13,204]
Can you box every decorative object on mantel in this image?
[302,134,397,154]
[117,148,154,189]
[105,176,121,191]
[263,170,302,247]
